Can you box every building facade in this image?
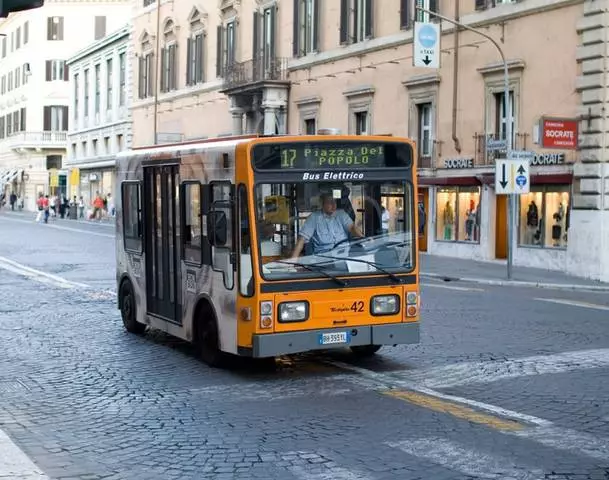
[0,0,132,211]
[66,25,131,206]
[129,0,609,282]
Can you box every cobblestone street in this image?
[1,211,609,480]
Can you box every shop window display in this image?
[518,185,570,248]
[435,186,481,243]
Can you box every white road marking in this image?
[512,425,609,462]
[534,297,609,311]
[397,348,609,389]
[333,360,609,464]
[0,429,49,479]
[189,376,374,402]
[387,437,544,480]
[0,216,114,238]
[328,360,550,427]
[421,282,485,292]
[0,256,91,289]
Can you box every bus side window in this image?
[238,185,254,297]
[181,181,202,265]
[122,181,142,253]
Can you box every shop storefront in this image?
[418,151,573,270]
[419,156,495,261]
[513,151,572,270]
[69,160,116,208]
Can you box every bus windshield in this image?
[254,180,415,281]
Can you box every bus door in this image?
[143,164,182,324]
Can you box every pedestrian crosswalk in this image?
[388,438,545,480]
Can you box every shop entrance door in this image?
[143,164,182,324]
[495,195,507,259]
[418,189,428,252]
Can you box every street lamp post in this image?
[415,5,514,279]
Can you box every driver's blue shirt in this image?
[299,209,353,254]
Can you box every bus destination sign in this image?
[252,142,412,171]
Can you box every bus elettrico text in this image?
[115,132,420,366]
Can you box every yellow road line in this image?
[384,390,525,431]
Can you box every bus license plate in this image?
[319,331,350,345]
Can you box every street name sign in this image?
[413,22,440,68]
[508,150,534,161]
[486,138,506,151]
[495,159,530,195]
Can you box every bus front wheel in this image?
[119,280,146,335]
[198,316,228,368]
[350,345,382,357]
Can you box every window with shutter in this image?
[186,38,193,85]
[216,25,223,77]
[19,108,25,131]
[400,0,410,30]
[23,21,28,44]
[195,33,204,83]
[170,44,177,90]
[146,53,154,97]
[160,47,167,92]
[226,21,236,68]
[84,69,89,116]
[253,11,260,61]
[94,16,106,40]
[43,106,51,131]
[294,0,320,58]
[45,60,52,81]
[262,6,276,76]
[47,17,64,41]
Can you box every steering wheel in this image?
[332,238,351,249]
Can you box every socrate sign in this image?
[541,118,578,150]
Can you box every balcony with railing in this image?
[473,132,530,166]
[7,131,68,150]
[221,57,289,92]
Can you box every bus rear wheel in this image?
[350,345,382,357]
[120,280,146,334]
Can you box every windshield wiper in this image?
[268,260,347,287]
[315,254,403,284]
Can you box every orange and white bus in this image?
[115,132,420,366]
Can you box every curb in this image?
[420,272,609,292]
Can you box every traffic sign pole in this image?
[414,4,515,279]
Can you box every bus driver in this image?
[291,192,364,258]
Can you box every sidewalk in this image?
[420,253,609,291]
[0,208,115,226]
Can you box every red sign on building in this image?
[541,118,578,150]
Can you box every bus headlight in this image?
[278,301,309,322]
[371,295,400,315]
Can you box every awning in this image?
[3,169,21,184]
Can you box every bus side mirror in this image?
[208,211,227,246]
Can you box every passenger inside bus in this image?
[291,192,364,258]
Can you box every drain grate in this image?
[0,380,30,394]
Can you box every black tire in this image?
[120,280,146,334]
[198,317,228,368]
[350,345,382,357]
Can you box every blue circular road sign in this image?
[516,175,527,187]
[418,25,437,49]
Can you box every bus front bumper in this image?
[251,322,419,358]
